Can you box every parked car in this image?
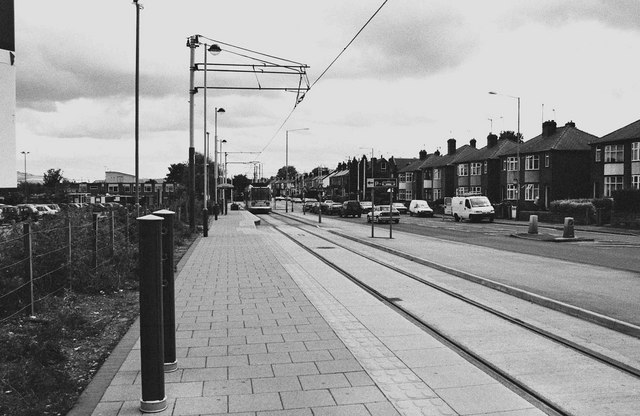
[328,201,342,215]
[35,204,56,216]
[366,205,400,224]
[47,204,61,213]
[392,202,408,215]
[339,200,362,218]
[451,196,495,222]
[292,197,302,203]
[360,201,373,214]
[16,204,41,221]
[408,200,434,217]
[0,205,20,224]
[320,200,336,214]
[303,200,316,212]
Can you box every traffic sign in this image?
[366,178,397,188]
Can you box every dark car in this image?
[1,205,20,224]
[339,200,362,218]
[16,204,40,221]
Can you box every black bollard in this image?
[202,208,209,237]
[214,203,219,221]
[137,215,167,413]
[154,209,177,373]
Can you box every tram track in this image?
[263,212,640,415]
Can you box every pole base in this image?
[140,396,167,413]
[164,361,178,373]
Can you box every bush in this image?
[612,189,640,213]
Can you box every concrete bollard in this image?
[137,215,167,413]
[154,210,177,373]
[528,215,539,234]
[563,217,575,239]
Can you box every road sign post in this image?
[366,178,398,238]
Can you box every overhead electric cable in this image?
[257,0,390,157]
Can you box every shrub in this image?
[612,189,640,213]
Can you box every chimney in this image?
[487,133,498,148]
[542,120,557,137]
[434,149,441,156]
[419,149,427,160]
[470,139,477,148]
[447,138,456,155]
[565,120,576,128]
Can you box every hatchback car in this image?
[366,205,400,224]
[339,200,362,218]
[359,201,373,214]
[392,202,408,215]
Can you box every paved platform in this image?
[82,210,545,416]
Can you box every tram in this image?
[245,184,272,214]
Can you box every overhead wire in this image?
[257,0,391,158]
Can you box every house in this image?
[397,150,430,202]
[453,133,518,203]
[498,120,596,207]
[421,139,478,201]
[590,118,640,197]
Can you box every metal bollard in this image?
[528,215,539,234]
[214,203,219,221]
[202,208,209,237]
[154,210,177,373]
[137,215,167,413]
[563,217,575,239]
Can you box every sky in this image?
[11,0,640,182]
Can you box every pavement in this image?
[74,209,555,416]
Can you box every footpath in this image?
[73,209,548,416]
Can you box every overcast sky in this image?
[13,0,640,182]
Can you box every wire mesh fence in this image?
[0,207,142,324]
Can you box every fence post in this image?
[125,211,130,243]
[137,214,167,413]
[23,223,35,317]
[110,210,115,257]
[92,212,99,269]
[67,219,72,290]
[154,209,177,372]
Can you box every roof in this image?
[421,145,478,168]
[391,157,419,171]
[455,139,518,163]
[590,118,640,144]
[398,157,430,173]
[502,122,597,155]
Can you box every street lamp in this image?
[220,138,227,213]
[21,151,29,202]
[285,128,309,213]
[489,91,521,201]
[213,107,225,219]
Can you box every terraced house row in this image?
[299,118,640,207]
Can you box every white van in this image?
[408,200,434,217]
[451,196,495,222]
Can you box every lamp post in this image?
[133,0,141,217]
[489,91,521,201]
[285,128,309,213]
[213,108,225,220]
[21,151,29,202]
[220,139,227,213]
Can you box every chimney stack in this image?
[470,139,477,148]
[419,149,427,160]
[487,133,498,148]
[542,120,557,137]
[565,121,576,128]
[447,138,456,155]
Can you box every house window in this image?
[433,169,441,180]
[457,164,469,176]
[525,155,539,170]
[380,162,387,171]
[399,173,406,182]
[604,176,624,197]
[632,175,640,190]
[507,157,519,171]
[633,142,640,161]
[545,153,550,167]
[406,172,413,182]
[595,147,601,162]
[108,184,119,193]
[90,185,98,191]
[456,187,468,196]
[144,184,152,193]
[79,184,88,192]
[483,161,488,174]
[165,184,174,192]
[154,184,162,192]
[405,189,413,200]
[470,163,482,176]
[507,184,518,200]
[433,189,442,200]
[470,186,482,195]
[502,158,507,171]
[123,184,131,193]
[604,145,624,163]
[524,184,539,201]
[398,190,406,200]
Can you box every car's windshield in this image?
[415,202,428,208]
[469,197,491,207]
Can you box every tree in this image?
[166,163,187,184]
[43,168,64,188]
[499,130,524,143]
[232,174,251,196]
[276,165,298,180]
